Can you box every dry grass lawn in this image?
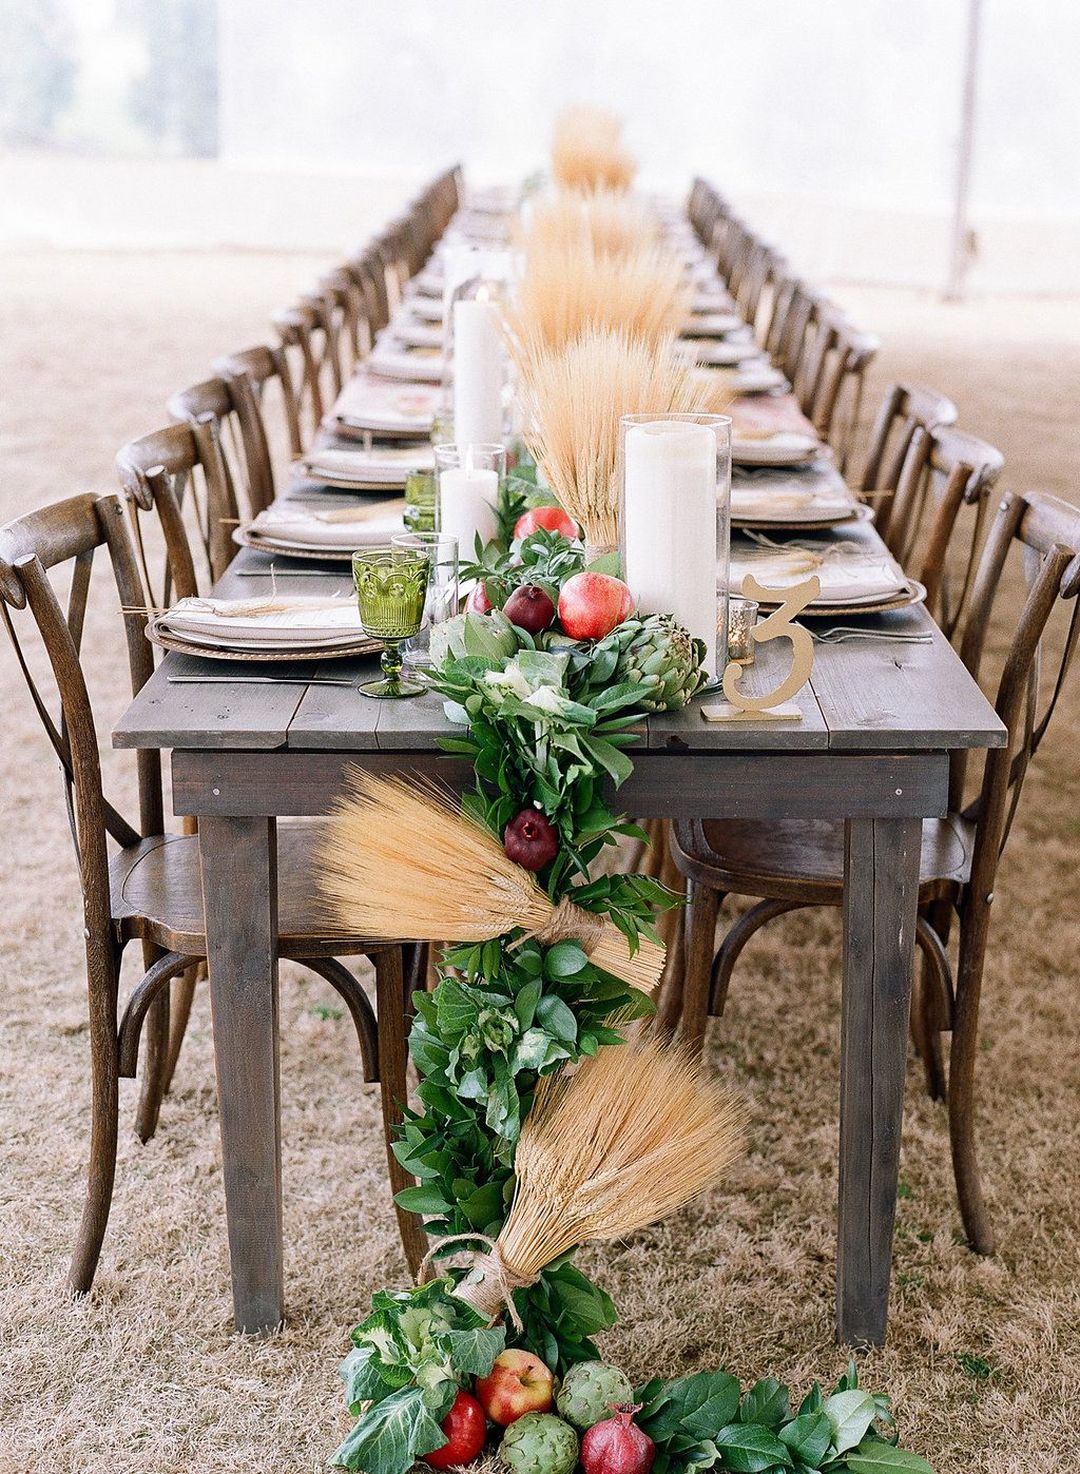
[0,250,1077,1473]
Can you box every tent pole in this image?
[945,0,983,300]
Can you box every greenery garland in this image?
[331,469,934,1474]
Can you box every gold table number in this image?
[704,573,820,722]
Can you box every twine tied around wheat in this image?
[418,1233,536,1330]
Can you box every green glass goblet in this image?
[352,546,432,698]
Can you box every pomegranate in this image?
[557,572,635,641]
[514,505,578,541]
[503,807,559,871]
[423,1389,487,1469]
[580,1404,655,1474]
[465,581,494,614]
[503,583,555,634]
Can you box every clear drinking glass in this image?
[618,412,732,676]
[404,470,437,532]
[392,531,459,667]
[352,546,432,699]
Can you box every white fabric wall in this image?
[218,0,1080,291]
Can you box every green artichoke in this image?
[555,1360,634,1429]
[499,1412,579,1474]
[429,609,521,666]
[588,614,709,711]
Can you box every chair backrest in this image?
[886,423,1004,639]
[272,293,341,450]
[859,382,959,529]
[319,266,372,374]
[954,489,1080,885]
[0,495,161,965]
[795,306,879,472]
[115,420,230,599]
[167,375,272,530]
[214,341,302,484]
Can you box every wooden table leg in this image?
[199,814,284,1334]
[837,815,921,1347]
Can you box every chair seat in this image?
[110,825,379,958]
[671,813,973,905]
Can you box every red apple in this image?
[557,572,635,641]
[465,581,493,614]
[423,1389,488,1468]
[514,505,579,541]
[475,1349,555,1428]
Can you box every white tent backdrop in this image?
[218,0,1080,292]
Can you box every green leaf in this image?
[543,940,590,978]
[393,1185,453,1216]
[845,1441,936,1474]
[778,1412,832,1468]
[714,1422,793,1472]
[339,1345,393,1414]
[740,1378,791,1429]
[535,992,579,1042]
[330,1384,447,1474]
[640,1370,741,1444]
[822,1390,878,1456]
[442,1325,506,1377]
[797,1383,823,1417]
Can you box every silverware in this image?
[811,627,932,645]
[166,674,358,686]
[236,568,347,578]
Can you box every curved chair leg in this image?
[161,962,202,1096]
[301,954,379,1081]
[678,879,721,1055]
[118,950,200,1079]
[69,936,123,1297]
[374,948,427,1277]
[911,916,953,1101]
[135,939,171,1144]
[710,898,805,1016]
[948,902,995,1254]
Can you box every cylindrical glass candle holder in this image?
[726,595,759,665]
[404,471,437,533]
[392,531,459,668]
[619,413,732,677]
[435,442,505,564]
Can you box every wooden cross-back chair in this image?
[214,341,302,491]
[343,245,392,336]
[115,418,236,595]
[319,266,372,375]
[860,383,959,538]
[166,376,273,534]
[884,424,1004,641]
[272,292,343,451]
[0,492,426,1292]
[795,307,879,473]
[667,488,1080,1254]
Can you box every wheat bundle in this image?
[317,771,665,994]
[691,367,738,415]
[521,190,658,261]
[441,1031,746,1320]
[551,106,636,193]
[514,328,709,554]
[506,238,689,362]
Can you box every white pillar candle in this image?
[438,461,500,560]
[623,421,718,674]
[453,297,505,448]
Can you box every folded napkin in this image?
[730,394,817,440]
[386,319,445,350]
[687,338,765,367]
[331,375,438,431]
[730,486,857,521]
[298,445,434,484]
[732,432,822,466]
[730,547,909,605]
[248,500,406,549]
[157,595,365,648]
[367,345,445,382]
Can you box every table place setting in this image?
[683,335,768,368]
[293,443,435,491]
[144,593,382,661]
[366,338,446,381]
[731,428,824,466]
[729,541,924,613]
[682,308,745,337]
[326,373,439,438]
[237,496,407,558]
[383,316,446,350]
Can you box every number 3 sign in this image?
[704,573,819,722]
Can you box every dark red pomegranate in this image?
[503,583,555,634]
[465,580,494,614]
[580,1405,655,1474]
[503,807,559,871]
